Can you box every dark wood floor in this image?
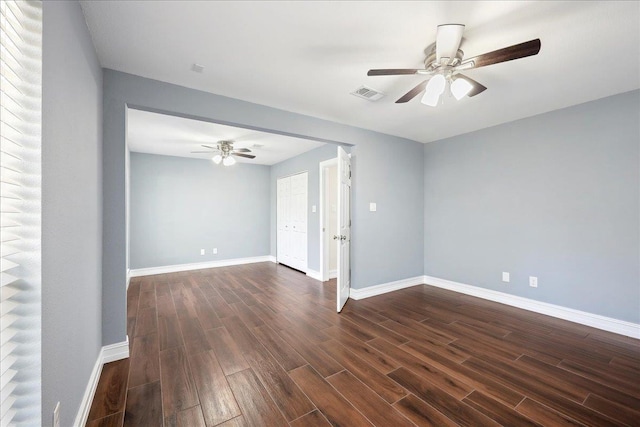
[87,262,640,426]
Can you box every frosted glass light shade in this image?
[212,154,222,164]
[421,74,446,106]
[451,77,473,100]
[223,156,236,166]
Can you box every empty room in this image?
[1,1,638,427]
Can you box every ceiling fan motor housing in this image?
[424,47,464,71]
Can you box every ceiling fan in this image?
[367,24,541,106]
[191,140,256,166]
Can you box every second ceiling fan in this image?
[368,24,541,105]
[191,140,256,166]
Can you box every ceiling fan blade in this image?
[455,74,487,97]
[367,69,420,76]
[234,153,256,159]
[201,144,217,149]
[436,24,465,64]
[395,80,429,103]
[232,148,251,153]
[460,39,541,70]
[191,151,216,153]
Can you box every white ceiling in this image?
[127,109,325,165]
[81,1,640,144]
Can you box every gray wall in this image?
[130,153,270,268]
[352,138,425,287]
[42,2,103,426]
[424,90,640,323]
[103,69,425,344]
[270,144,341,272]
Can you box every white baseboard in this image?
[74,337,130,427]
[424,275,640,339]
[346,273,639,338]
[329,269,337,279]
[126,268,131,291]
[349,276,424,300]
[268,255,277,263]
[306,269,322,281]
[129,255,273,277]
[102,336,130,363]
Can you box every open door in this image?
[336,146,351,312]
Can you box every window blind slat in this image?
[0,314,16,333]
[0,298,18,318]
[0,273,18,288]
[0,332,17,355]
[0,382,16,406]
[0,369,16,396]
[0,259,18,273]
[1,395,17,420]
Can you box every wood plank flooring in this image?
[89,262,640,426]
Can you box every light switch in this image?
[312,205,317,213]
[369,202,377,212]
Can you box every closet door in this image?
[290,172,308,270]
[276,172,307,271]
[276,177,291,265]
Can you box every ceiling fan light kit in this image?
[421,74,446,106]
[451,77,473,100]
[367,24,541,106]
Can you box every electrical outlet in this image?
[200,249,205,255]
[213,248,218,254]
[502,272,510,283]
[529,276,538,288]
[53,402,60,427]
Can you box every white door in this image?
[277,178,291,266]
[277,172,308,272]
[336,147,351,312]
[290,172,308,269]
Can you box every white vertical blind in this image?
[0,1,41,426]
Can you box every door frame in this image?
[318,158,338,282]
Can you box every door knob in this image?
[340,235,347,241]
[333,235,339,240]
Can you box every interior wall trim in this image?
[349,276,424,300]
[306,268,322,281]
[425,275,640,339]
[129,256,273,277]
[73,337,129,427]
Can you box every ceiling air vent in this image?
[351,86,385,101]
